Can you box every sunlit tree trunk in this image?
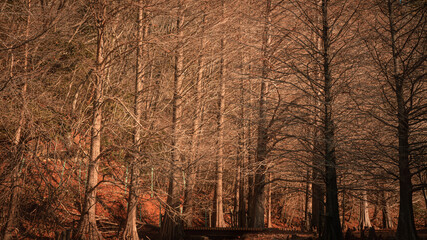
[73,1,105,239]
[267,173,272,228]
[214,38,227,227]
[359,190,372,230]
[213,0,227,228]
[122,1,145,239]
[237,55,247,228]
[251,0,271,228]
[183,11,205,227]
[161,1,184,239]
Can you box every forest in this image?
[0,0,426,240]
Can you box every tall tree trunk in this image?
[74,1,105,239]
[251,0,271,228]
[247,80,255,226]
[234,46,247,226]
[214,0,226,228]
[247,123,254,226]
[233,164,240,227]
[122,1,145,239]
[359,191,372,230]
[238,57,247,228]
[321,1,342,239]
[183,12,205,227]
[387,1,418,239]
[161,2,184,239]
[214,38,226,228]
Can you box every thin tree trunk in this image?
[247,78,255,226]
[304,168,312,231]
[214,0,226,228]
[247,128,254,226]
[421,184,427,227]
[234,48,246,226]
[214,39,226,228]
[161,2,184,239]
[122,1,144,239]
[183,12,205,227]
[267,173,272,228]
[73,1,105,239]
[238,57,247,228]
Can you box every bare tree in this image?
[278,0,362,238]
[250,0,272,229]
[122,1,147,239]
[73,1,106,239]
[362,1,426,239]
[183,6,206,227]
[213,0,227,228]
[161,1,185,239]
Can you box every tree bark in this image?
[386,1,418,239]
[311,114,323,233]
[321,1,342,239]
[73,1,105,239]
[238,56,247,228]
[214,40,226,228]
[122,1,145,239]
[381,191,393,229]
[214,0,226,228]
[183,11,205,227]
[304,168,312,231]
[395,78,418,240]
[161,1,184,239]
[267,173,272,228]
[359,191,372,230]
[311,165,324,233]
[250,0,271,229]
